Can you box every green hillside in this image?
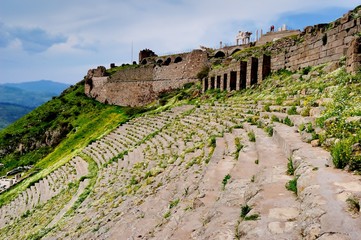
[0,64,360,239]
[0,81,130,203]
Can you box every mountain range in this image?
[0,80,70,129]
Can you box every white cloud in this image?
[0,0,360,83]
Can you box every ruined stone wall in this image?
[85,50,208,106]
[270,9,361,72]
[203,7,361,93]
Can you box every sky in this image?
[0,0,360,84]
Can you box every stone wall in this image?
[85,50,208,106]
[271,8,361,72]
[202,6,361,92]
[86,7,361,101]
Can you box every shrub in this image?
[271,115,280,123]
[301,107,311,117]
[331,139,352,169]
[234,137,244,159]
[264,126,273,136]
[298,124,305,132]
[286,157,295,175]
[240,204,259,221]
[240,204,252,218]
[286,177,298,195]
[248,131,256,142]
[196,66,210,80]
[245,214,260,221]
[346,196,360,213]
[287,106,297,115]
[169,198,180,209]
[222,174,231,190]
[283,116,294,126]
[305,123,314,133]
[264,104,271,112]
[208,136,217,148]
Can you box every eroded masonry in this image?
[85,6,361,106]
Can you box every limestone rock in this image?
[311,139,320,147]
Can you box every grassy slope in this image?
[0,63,359,238]
[0,81,128,206]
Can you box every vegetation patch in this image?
[248,130,256,142]
[222,174,231,190]
[286,177,298,195]
[240,204,259,221]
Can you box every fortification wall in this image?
[271,9,361,72]
[85,50,208,106]
[110,67,153,82]
[86,7,361,102]
[203,7,361,92]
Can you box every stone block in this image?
[326,27,338,36]
[345,36,356,45]
[328,39,344,48]
[340,14,351,24]
[342,19,356,31]
[313,40,323,48]
[319,51,327,59]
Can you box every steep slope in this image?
[0,64,360,239]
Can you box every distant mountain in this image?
[0,80,70,129]
[0,103,32,129]
[3,80,69,96]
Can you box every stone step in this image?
[237,124,300,239]
[260,111,315,127]
[272,122,361,239]
[46,179,90,229]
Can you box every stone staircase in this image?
[1,97,360,239]
[0,156,89,229]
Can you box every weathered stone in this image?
[309,107,325,117]
[193,198,205,209]
[292,74,301,80]
[85,50,208,106]
[301,132,313,143]
[345,116,361,123]
[311,139,320,147]
[316,98,333,106]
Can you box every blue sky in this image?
[0,0,360,84]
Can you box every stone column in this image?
[246,60,252,87]
[210,77,215,89]
[226,73,231,91]
[249,57,259,86]
[236,70,241,91]
[208,77,212,90]
[220,74,224,91]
